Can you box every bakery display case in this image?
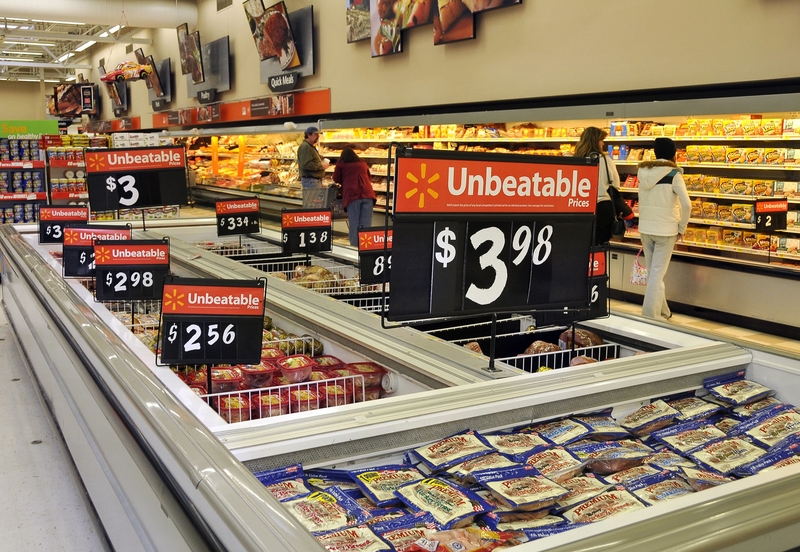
[5,218,800,551]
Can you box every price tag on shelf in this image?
[38,206,89,244]
[84,146,188,212]
[62,225,132,278]
[216,198,260,236]
[755,199,788,232]
[281,208,332,254]
[388,149,598,322]
[358,228,392,284]
[93,239,170,302]
[158,278,266,365]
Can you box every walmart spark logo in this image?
[64,230,78,244]
[358,233,373,250]
[404,163,440,208]
[163,288,185,311]
[86,154,106,172]
[95,247,111,263]
[282,213,293,227]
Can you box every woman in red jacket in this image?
[332,147,377,246]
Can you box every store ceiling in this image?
[0,0,195,83]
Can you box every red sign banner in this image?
[589,250,606,277]
[85,146,186,173]
[395,156,598,214]
[756,200,789,213]
[161,284,263,316]
[39,206,89,222]
[216,199,260,214]
[63,227,132,246]
[281,210,332,229]
[358,229,393,252]
[94,243,170,266]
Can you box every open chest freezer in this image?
[6,221,800,552]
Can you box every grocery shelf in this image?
[605,135,800,142]
[51,191,89,200]
[688,218,756,228]
[0,160,45,169]
[0,192,46,201]
[616,160,800,170]
[48,160,85,168]
[687,191,785,201]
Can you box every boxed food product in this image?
[774,181,799,198]
[777,237,800,254]
[703,176,720,193]
[725,148,745,164]
[610,121,628,136]
[697,146,713,163]
[743,148,764,164]
[208,367,243,394]
[786,211,800,228]
[732,180,753,195]
[723,119,741,136]
[762,148,786,165]
[761,119,783,136]
[686,119,699,136]
[741,119,762,136]
[690,199,703,219]
[711,146,727,163]
[716,205,733,222]
[701,202,718,220]
[731,204,754,223]
[277,354,317,383]
[706,228,722,244]
[710,120,725,136]
[697,119,713,136]
[752,233,771,250]
[722,229,743,246]
[719,177,735,194]
[742,232,758,248]
[217,395,251,423]
[240,362,279,388]
[663,124,677,136]
[346,362,388,387]
[684,174,699,191]
[683,227,696,243]
[313,355,345,370]
[752,180,774,196]
[252,391,289,418]
[685,145,700,163]
[786,149,800,164]
[783,119,800,135]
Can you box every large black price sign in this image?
[358,227,392,284]
[62,225,132,278]
[158,277,266,365]
[94,239,170,301]
[281,209,332,253]
[216,198,261,236]
[85,146,188,212]
[38,206,89,244]
[388,149,598,322]
[755,199,788,232]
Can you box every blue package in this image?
[572,409,631,441]
[482,432,551,462]
[371,511,439,550]
[644,449,697,471]
[703,371,776,406]
[481,511,566,532]
[664,394,723,422]
[473,465,569,511]
[553,474,612,513]
[252,464,312,502]
[734,442,800,477]
[522,447,584,482]
[569,440,652,475]
[365,508,410,525]
[409,430,495,472]
[689,438,767,476]
[349,465,425,507]
[516,417,592,446]
[618,400,680,436]
[679,466,734,491]
[283,486,373,535]
[315,525,392,552]
[394,477,494,530]
[306,468,363,493]
[625,471,694,506]
[523,522,591,540]
[651,420,728,455]
[729,404,800,450]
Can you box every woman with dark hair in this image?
[333,147,377,246]
[575,127,631,244]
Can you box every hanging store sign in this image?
[94,239,170,302]
[358,227,392,284]
[62,225,132,277]
[216,198,261,236]
[755,199,788,232]
[281,209,332,253]
[387,148,598,322]
[38,206,89,244]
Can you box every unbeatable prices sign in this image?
[394,155,598,214]
[94,243,169,266]
[358,228,393,252]
[85,147,186,173]
[216,198,260,236]
[358,228,393,285]
[64,226,132,246]
[162,284,263,316]
[281,208,332,253]
[282,210,332,228]
[216,199,259,214]
[39,206,89,221]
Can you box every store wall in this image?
[0,82,45,120]
[6,0,799,124]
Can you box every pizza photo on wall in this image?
[346,0,371,42]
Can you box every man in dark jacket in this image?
[297,126,328,189]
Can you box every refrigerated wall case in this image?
[5,216,800,551]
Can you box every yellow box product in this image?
[676,123,690,136]
[711,146,727,163]
[711,120,725,136]
[694,228,707,243]
[686,119,700,136]
[762,148,785,165]
[761,119,783,136]
[725,148,745,164]
[685,145,700,163]
[651,125,665,136]
[698,119,713,136]
[723,120,741,136]
[701,202,719,220]
[690,199,703,218]
[752,233,771,250]
[741,119,762,136]
[703,176,720,193]
[663,124,677,136]
[743,148,764,164]
[706,228,722,244]
[732,180,753,195]
[683,227,696,243]
[719,177,736,194]
[751,180,774,197]
[742,232,758,248]
[731,203,754,223]
[717,205,733,222]
[722,229,743,246]
[698,146,714,163]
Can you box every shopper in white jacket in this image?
[636,138,691,321]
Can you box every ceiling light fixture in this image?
[3,40,57,47]
[2,51,43,56]
[65,75,76,81]
[57,52,74,63]
[74,40,96,52]
[32,19,86,25]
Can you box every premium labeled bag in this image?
[630,249,648,285]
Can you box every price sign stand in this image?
[281,208,333,255]
[157,277,267,384]
[216,198,261,244]
[38,206,89,244]
[358,227,393,285]
[62,224,133,278]
[382,147,599,372]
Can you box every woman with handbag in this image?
[575,127,632,244]
[333,147,377,246]
[636,138,692,321]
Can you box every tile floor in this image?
[0,305,110,552]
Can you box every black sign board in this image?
[387,149,598,322]
[152,98,167,111]
[281,209,332,254]
[755,199,788,232]
[158,277,266,365]
[268,71,299,93]
[38,206,89,244]
[62,225,132,278]
[167,111,181,124]
[84,147,188,212]
[94,239,170,302]
[358,227,392,285]
[216,198,260,236]
[197,89,217,104]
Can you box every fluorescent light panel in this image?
[2,40,57,46]
[2,51,43,56]
[74,40,96,52]
[57,52,74,62]
[32,19,86,25]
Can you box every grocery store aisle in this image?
[0,304,110,552]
